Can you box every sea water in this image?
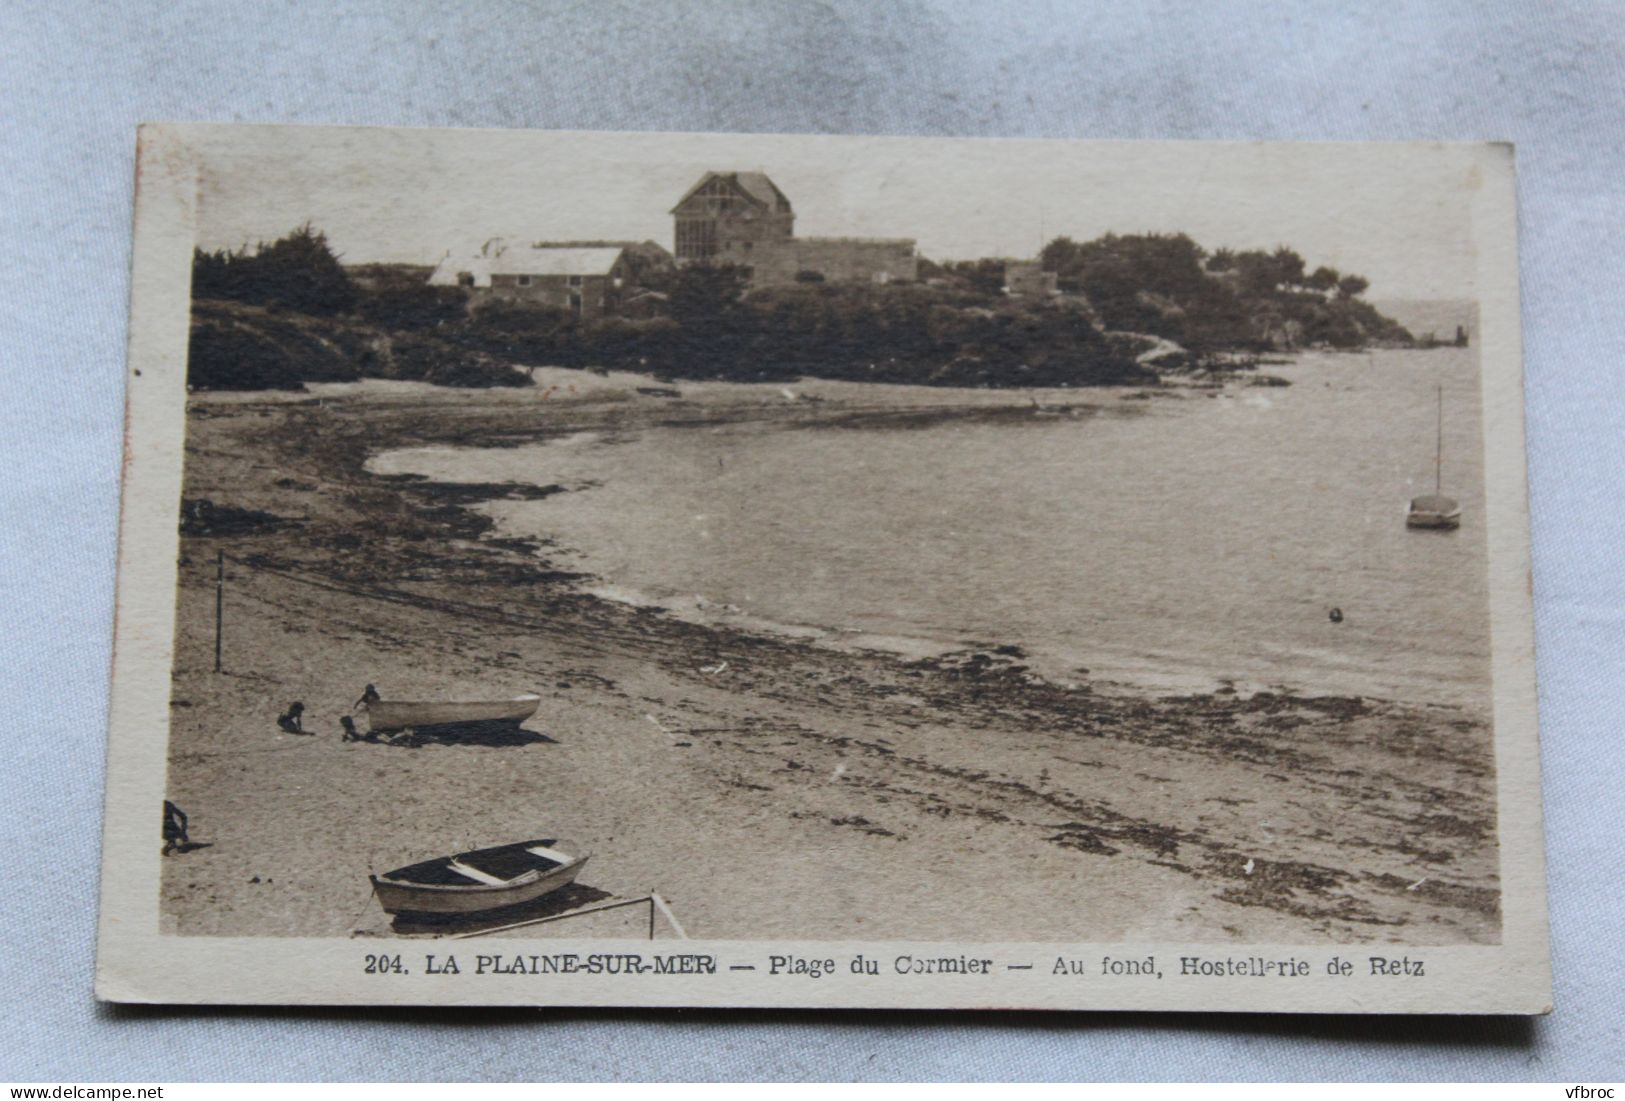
[370,348,1491,710]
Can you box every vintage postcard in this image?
[98,124,1550,1012]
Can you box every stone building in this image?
[671,171,917,286]
[428,239,632,318]
[1004,261,1060,298]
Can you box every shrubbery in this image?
[923,235,1411,355]
[1039,233,1412,352]
[190,227,530,391]
[193,224,356,316]
[442,272,1147,387]
[187,308,364,391]
[388,332,534,388]
[355,283,469,332]
[188,223,1415,393]
[187,323,307,391]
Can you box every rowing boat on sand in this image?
[371,838,589,916]
[361,692,541,734]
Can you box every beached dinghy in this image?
[371,838,589,917]
[362,692,541,735]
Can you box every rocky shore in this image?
[160,371,1501,944]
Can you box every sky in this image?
[188,125,1490,300]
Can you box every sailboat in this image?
[1407,384,1461,530]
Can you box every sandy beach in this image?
[160,370,1501,945]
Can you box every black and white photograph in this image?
[96,125,1546,1012]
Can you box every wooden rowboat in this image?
[371,838,589,916]
[362,693,541,734]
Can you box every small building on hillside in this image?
[671,171,917,287]
[1004,261,1059,299]
[428,239,633,318]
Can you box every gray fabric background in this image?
[2,0,1620,1082]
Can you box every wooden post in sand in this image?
[214,550,224,674]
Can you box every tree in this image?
[1271,246,1307,290]
[1232,250,1279,297]
[1205,247,1237,273]
[946,258,1008,296]
[1040,235,1082,273]
[1336,273,1370,299]
[1307,265,1340,294]
[190,223,355,315]
[668,263,749,325]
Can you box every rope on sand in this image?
[233,559,623,658]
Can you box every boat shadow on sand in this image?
[378,721,558,749]
[386,882,615,936]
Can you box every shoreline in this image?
[162,369,1502,945]
[362,355,1490,712]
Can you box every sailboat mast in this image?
[1435,383,1443,496]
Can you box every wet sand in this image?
[160,371,1501,944]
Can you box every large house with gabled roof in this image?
[671,171,917,287]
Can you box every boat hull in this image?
[1407,495,1461,530]
[372,839,588,916]
[364,693,541,733]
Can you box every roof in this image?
[531,239,675,263]
[795,236,916,247]
[490,247,624,277]
[671,171,791,213]
[428,245,624,287]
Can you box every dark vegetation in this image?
[1039,233,1413,353]
[456,266,1151,387]
[188,225,1416,392]
[188,225,528,392]
[192,224,357,317]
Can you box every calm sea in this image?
[371,348,1492,710]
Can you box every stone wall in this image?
[478,274,617,318]
[751,237,918,285]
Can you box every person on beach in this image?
[355,684,380,710]
[162,800,190,855]
[340,715,365,742]
[276,701,305,733]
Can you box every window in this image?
[676,219,718,260]
[568,275,583,287]
[517,275,532,286]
